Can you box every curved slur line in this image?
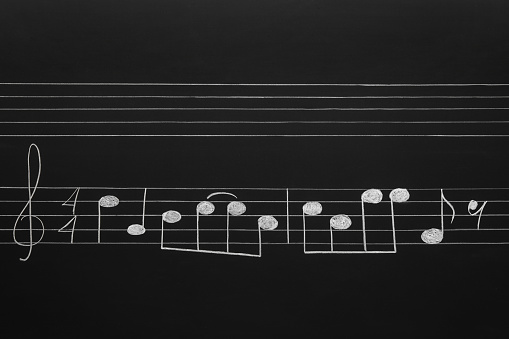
[206,192,238,200]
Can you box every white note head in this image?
[258,215,278,230]
[302,202,322,216]
[330,214,352,230]
[99,195,119,208]
[227,201,246,216]
[361,189,383,204]
[421,228,443,244]
[127,224,146,236]
[389,188,410,203]
[197,201,215,215]
[162,210,182,223]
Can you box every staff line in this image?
[3,134,509,137]
[3,228,509,232]
[0,200,502,203]
[1,83,509,86]
[1,107,509,111]
[0,187,507,190]
[2,95,509,99]
[3,121,509,124]
[2,241,509,245]
[0,214,499,218]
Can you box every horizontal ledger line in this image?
[1,83,509,86]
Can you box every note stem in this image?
[330,226,334,252]
[141,188,147,227]
[390,200,397,253]
[302,211,306,253]
[160,217,164,249]
[97,202,101,243]
[258,224,262,257]
[441,190,444,234]
[196,210,200,251]
[286,188,290,244]
[226,210,230,253]
[361,200,367,252]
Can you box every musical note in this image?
[98,195,119,243]
[226,201,247,252]
[421,190,455,244]
[302,201,322,253]
[360,189,383,251]
[127,189,147,236]
[468,199,488,230]
[59,187,80,243]
[257,215,279,256]
[196,200,215,250]
[13,144,45,261]
[329,214,352,251]
[389,188,410,252]
[160,209,182,248]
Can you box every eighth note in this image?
[421,189,455,244]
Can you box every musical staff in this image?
[2,83,509,260]
[0,83,509,137]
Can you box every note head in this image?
[302,202,322,216]
[330,214,352,230]
[127,224,146,236]
[227,201,246,216]
[389,188,410,203]
[361,189,383,204]
[258,215,278,230]
[421,228,443,244]
[197,201,215,215]
[162,210,182,223]
[99,195,119,208]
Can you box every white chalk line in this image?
[2,95,509,99]
[3,121,509,124]
[0,213,506,217]
[2,228,509,232]
[1,83,509,86]
[3,134,509,137]
[1,107,508,111]
[0,199,504,203]
[2,241,509,245]
[0,186,508,190]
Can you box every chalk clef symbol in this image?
[13,144,45,261]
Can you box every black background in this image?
[1,1,509,338]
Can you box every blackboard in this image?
[1,1,509,337]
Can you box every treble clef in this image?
[13,144,45,261]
